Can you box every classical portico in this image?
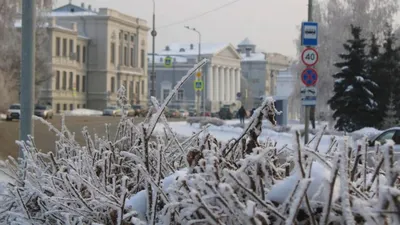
[208,65,241,104]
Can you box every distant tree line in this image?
[328,24,400,132]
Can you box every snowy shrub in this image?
[0,59,399,224]
[187,117,225,127]
[199,117,225,127]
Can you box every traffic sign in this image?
[301,68,318,86]
[196,72,202,78]
[194,80,204,91]
[301,96,316,106]
[301,22,318,46]
[164,56,173,67]
[301,47,318,66]
[301,87,317,98]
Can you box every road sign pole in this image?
[304,0,313,144]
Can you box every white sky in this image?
[55,0,310,57]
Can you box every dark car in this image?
[219,107,233,120]
[34,105,54,119]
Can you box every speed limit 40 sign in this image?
[301,47,318,67]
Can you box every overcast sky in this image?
[56,0,309,57]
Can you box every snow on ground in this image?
[63,109,103,116]
[155,119,340,153]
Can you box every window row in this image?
[119,31,135,42]
[55,37,86,63]
[109,77,145,96]
[110,42,146,68]
[55,71,86,92]
[55,103,86,113]
[162,89,184,100]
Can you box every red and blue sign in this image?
[301,68,318,87]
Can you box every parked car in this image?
[365,127,400,165]
[179,109,189,118]
[34,105,53,119]
[218,107,233,120]
[128,104,147,117]
[6,104,21,121]
[103,106,121,116]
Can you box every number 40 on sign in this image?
[301,47,318,67]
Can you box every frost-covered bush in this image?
[0,59,399,224]
[187,117,225,127]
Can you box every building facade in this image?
[16,2,150,112]
[237,38,267,109]
[149,43,242,112]
[266,53,291,96]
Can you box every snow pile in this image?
[351,127,381,141]
[63,108,103,116]
[0,113,6,120]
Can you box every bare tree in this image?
[0,0,52,111]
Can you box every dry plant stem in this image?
[147,59,208,138]
[227,172,286,221]
[320,157,340,225]
[366,157,384,192]
[295,132,317,225]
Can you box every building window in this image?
[62,71,67,90]
[77,104,80,108]
[69,39,74,56]
[56,37,61,56]
[62,38,67,56]
[55,71,60,89]
[177,90,184,100]
[69,72,73,90]
[118,45,122,65]
[131,35,134,42]
[76,45,80,62]
[83,104,86,108]
[140,49,145,68]
[141,80,144,95]
[82,75,86,92]
[119,31,122,39]
[56,103,60,113]
[111,77,115,93]
[82,46,86,63]
[69,104,73,110]
[110,43,115,63]
[63,104,67,111]
[124,34,128,40]
[124,46,128,66]
[162,89,170,100]
[130,47,134,67]
[76,75,80,91]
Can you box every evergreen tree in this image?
[382,93,398,129]
[374,23,400,126]
[366,33,382,126]
[328,25,378,132]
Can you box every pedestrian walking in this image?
[238,106,246,125]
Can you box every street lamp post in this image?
[184,26,204,116]
[150,0,156,99]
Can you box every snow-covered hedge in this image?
[187,116,225,127]
[0,60,399,224]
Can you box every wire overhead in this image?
[157,0,241,29]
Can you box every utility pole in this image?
[20,0,36,158]
[150,0,156,99]
[304,0,313,144]
[184,26,202,116]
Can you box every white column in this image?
[220,67,225,102]
[236,68,241,98]
[230,68,237,102]
[207,65,213,101]
[226,68,231,102]
[213,66,219,101]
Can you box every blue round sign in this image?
[301,68,318,86]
